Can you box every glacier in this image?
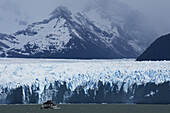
[0,58,169,104]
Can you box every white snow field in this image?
[0,58,169,93]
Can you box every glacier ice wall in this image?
[0,59,169,104]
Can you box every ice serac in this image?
[0,59,170,104]
[0,6,153,59]
[137,33,170,61]
[2,81,170,104]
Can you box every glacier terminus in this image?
[0,58,169,104]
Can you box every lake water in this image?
[0,104,170,113]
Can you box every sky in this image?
[17,0,170,35]
[0,0,169,35]
[119,0,170,35]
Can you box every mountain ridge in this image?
[0,6,145,59]
[137,33,170,61]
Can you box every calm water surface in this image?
[0,104,170,113]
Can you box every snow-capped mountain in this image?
[0,6,156,58]
[0,59,169,104]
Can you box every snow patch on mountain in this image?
[13,18,71,53]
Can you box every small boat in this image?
[41,100,58,109]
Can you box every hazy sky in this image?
[119,0,170,35]
[0,0,169,35]
[19,0,170,35]
[119,0,170,20]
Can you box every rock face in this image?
[0,6,155,59]
[137,33,170,61]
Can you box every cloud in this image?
[0,0,161,38]
[118,0,170,35]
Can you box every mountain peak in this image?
[51,6,72,19]
[0,6,155,59]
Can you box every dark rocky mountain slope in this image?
[137,33,170,61]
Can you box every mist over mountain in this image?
[119,0,170,35]
[0,0,28,33]
[0,0,157,36]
